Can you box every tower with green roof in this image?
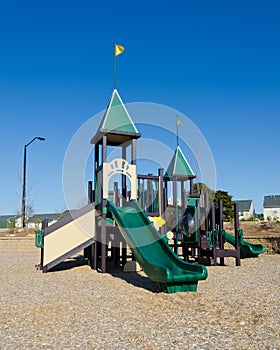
[165,145,196,208]
[90,88,141,272]
[164,145,197,254]
[165,146,195,181]
[91,89,140,145]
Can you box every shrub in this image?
[8,221,16,234]
[248,216,256,221]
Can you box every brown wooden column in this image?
[131,139,136,165]
[41,219,48,271]
[101,204,107,273]
[190,178,194,195]
[204,192,209,232]
[197,199,202,260]
[93,142,100,270]
[122,145,127,202]
[88,181,93,204]
[234,203,241,266]
[101,136,107,273]
[211,203,217,266]
[218,200,225,266]
[158,169,164,216]
[181,180,185,208]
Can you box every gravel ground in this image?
[1,248,279,350]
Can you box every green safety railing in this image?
[35,230,44,248]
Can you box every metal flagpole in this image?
[176,121,179,147]
[176,116,179,147]
[114,43,117,89]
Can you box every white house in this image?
[27,213,62,229]
[0,213,62,229]
[263,195,280,220]
[234,200,255,220]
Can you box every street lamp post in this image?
[21,137,45,228]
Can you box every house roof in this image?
[0,215,16,221]
[62,209,81,218]
[234,200,253,211]
[29,213,62,222]
[90,89,141,145]
[165,146,195,180]
[263,195,280,208]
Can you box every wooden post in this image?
[122,145,127,203]
[173,177,179,255]
[147,175,152,213]
[113,182,119,206]
[100,136,107,273]
[88,243,95,269]
[218,200,225,266]
[139,181,143,208]
[234,203,241,266]
[204,192,209,232]
[211,203,217,266]
[197,199,202,261]
[158,168,165,235]
[190,178,194,195]
[121,240,127,267]
[84,180,93,262]
[164,179,168,207]
[88,181,93,203]
[131,139,136,165]
[93,236,99,270]
[181,180,185,208]
[94,142,99,169]
[121,144,127,261]
[40,219,48,270]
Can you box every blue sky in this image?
[0,0,279,214]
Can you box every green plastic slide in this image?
[223,231,265,259]
[107,201,208,293]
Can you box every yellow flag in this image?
[115,44,125,56]
[176,116,183,126]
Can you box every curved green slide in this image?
[107,201,208,293]
[223,231,265,259]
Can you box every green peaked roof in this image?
[101,89,138,132]
[165,146,195,179]
[91,89,140,144]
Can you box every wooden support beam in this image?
[190,178,194,195]
[40,219,48,270]
[122,145,127,202]
[211,203,217,266]
[234,203,241,266]
[101,207,107,273]
[218,199,225,266]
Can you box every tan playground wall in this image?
[103,159,137,200]
[44,209,95,265]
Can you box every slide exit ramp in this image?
[107,201,208,293]
[38,204,95,272]
[223,231,265,259]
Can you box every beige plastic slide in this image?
[42,204,95,272]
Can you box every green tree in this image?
[214,190,234,222]
[193,182,215,201]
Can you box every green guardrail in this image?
[35,230,44,248]
[238,228,244,242]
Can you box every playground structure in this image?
[36,88,265,293]
[177,194,265,265]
